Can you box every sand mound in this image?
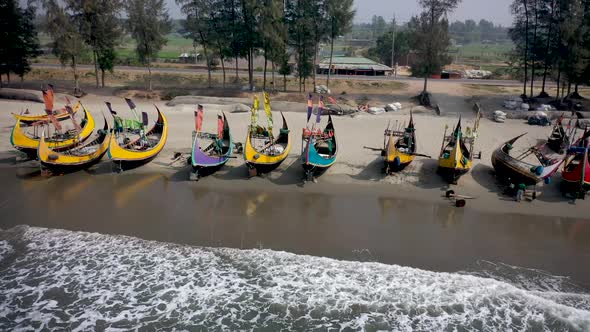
[0,88,43,103]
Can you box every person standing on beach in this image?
[517,183,526,202]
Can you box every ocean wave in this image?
[0,226,589,331]
[0,240,13,261]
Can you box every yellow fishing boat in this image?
[108,105,168,172]
[10,102,94,159]
[244,93,292,177]
[437,115,480,184]
[38,118,111,174]
[383,113,419,173]
[12,106,78,124]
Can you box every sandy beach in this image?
[1,85,590,330]
[1,84,589,219]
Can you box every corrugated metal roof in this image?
[318,56,392,71]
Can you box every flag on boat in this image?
[141,112,149,127]
[217,114,224,139]
[125,98,136,110]
[195,104,204,132]
[317,96,324,124]
[306,94,313,123]
[105,102,117,115]
[42,87,54,114]
[65,105,82,133]
[42,87,61,131]
[251,95,259,128]
[263,92,273,131]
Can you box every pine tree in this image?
[177,0,215,88]
[42,0,87,94]
[410,0,461,106]
[125,0,171,91]
[66,0,123,88]
[0,0,40,86]
[325,0,355,89]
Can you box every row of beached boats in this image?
[9,86,590,199]
[11,86,168,173]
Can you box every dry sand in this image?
[1,89,589,220]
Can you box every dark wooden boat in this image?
[491,134,563,186]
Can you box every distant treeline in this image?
[349,16,509,45]
[449,20,510,44]
[510,0,590,100]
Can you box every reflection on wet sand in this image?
[114,173,164,208]
[1,170,590,286]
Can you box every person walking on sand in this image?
[516,183,526,202]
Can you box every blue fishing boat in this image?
[301,95,337,181]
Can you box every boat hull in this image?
[560,180,590,198]
[385,157,413,173]
[40,149,108,174]
[190,114,232,179]
[491,152,539,186]
[38,120,110,174]
[244,112,291,177]
[437,166,469,184]
[302,162,332,178]
[108,107,168,172]
[11,104,95,159]
[246,159,286,175]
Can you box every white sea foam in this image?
[0,226,589,331]
[0,240,13,261]
[0,240,14,262]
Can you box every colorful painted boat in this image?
[491,134,563,186]
[383,113,417,173]
[108,104,168,172]
[244,93,291,177]
[561,131,590,199]
[190,106,233,180]
[437,115,479,184]
[301,95,337,180]
[12,105,79,124]
[38,118,111,174]
[10,103,94,159]
[11,85,79,124]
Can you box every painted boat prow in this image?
[11,104,95,156]
[108,106,168,167]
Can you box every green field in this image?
[38,33,195,63]
[449,41,514,64]
[116,34,195,60]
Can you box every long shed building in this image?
[317,56,393,76]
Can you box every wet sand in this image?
[1,168,589,288]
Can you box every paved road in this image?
[32,63,522,86]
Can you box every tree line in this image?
[510,0,590,100]
[176,0,355,92]
[0,0,40,87]
[0,0,355,93]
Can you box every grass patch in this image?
[464,84,507,94]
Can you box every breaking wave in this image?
[0,226,589,331]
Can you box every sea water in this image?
[1,226,589,331]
